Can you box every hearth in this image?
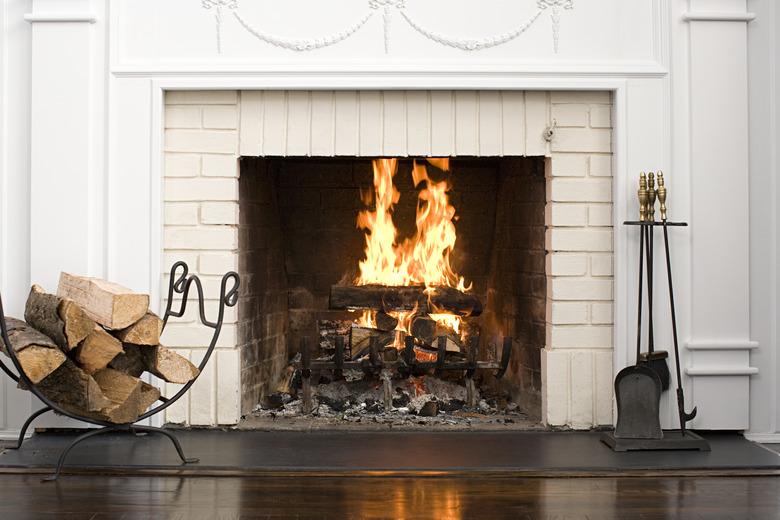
[238,155,546,425]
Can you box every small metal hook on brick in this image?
[543,119,557,142]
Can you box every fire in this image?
[354,158,469,340]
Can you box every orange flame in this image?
[354,158,468,340]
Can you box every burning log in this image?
[349,325,394,360]
[330,285,483,317]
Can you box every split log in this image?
[108,344,146,377]
[410,316,436,345]
[75,326,123,374]
[349,325,394,360]
[91,368,144,424]
[0,317,67,384]
[375,311,399,332]
[137,380,162,416]
[57,273,149,330]
[141,345,199,384]
[114,312,162,346]
[24,285,95,351]
[34,359,112,412]
[330,285,483,317]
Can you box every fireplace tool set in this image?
[602,172,709,451]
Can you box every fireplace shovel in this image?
[613,208,663,440]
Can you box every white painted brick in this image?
[542,349,569,426]
[549,178,612,202]
[590,254,614,276]
[551,104,588,127]
[189,349,216,426]
[164,227,238,250]
[551,91,611,105]
[546,203,588,227]
[588,204,612,226]
[591,303,613,324]
[165,203,199,226]
[165,129,239,154]
[590,105,612,128]
[550,153,588,177]
[202,105,239,130]
[549,301,589,325]
[166,90,238,105]
[217,349,241,424]
[163,348,190,424]
[201,154,238,177]
[547,229,613,252]
[163,251,199,273]
[165,153,200,178]
[161,322,237,349]
[200,202,239,225]
[165,178,238,202]
[594,351,614,425]
[549,325,613,349]
[199,252,238,275]
[589,155,612,177]
[552,128,611,153]
[166,106,202,129]
[546,253,588,276]
[569,351,594,428]
[550,279,613,301]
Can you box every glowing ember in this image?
[354,158,469,345]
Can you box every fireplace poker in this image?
[657,172,697,433]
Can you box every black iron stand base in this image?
[600,430,711,452]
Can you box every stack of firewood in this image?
[0,273,199,424]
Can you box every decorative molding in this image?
[202,0,574,54]
[682,11,756,23]
[685,340,759,351]
[24,12,97,24]
[685,367,759,376]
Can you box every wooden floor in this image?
[0,475,778,519]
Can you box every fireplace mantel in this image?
[0,0,773,437]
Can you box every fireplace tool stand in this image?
[0,261,240,480]
[602,172,708,451]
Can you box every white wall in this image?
[0,0,774,435]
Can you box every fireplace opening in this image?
[238,155,546,428]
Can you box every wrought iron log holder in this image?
[295,334,512,412]
[0,261,240,481]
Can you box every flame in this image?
[354,158,468,341]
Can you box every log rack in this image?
[0,261,239,481]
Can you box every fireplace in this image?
[161,90,614,428]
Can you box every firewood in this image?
[0,317,67,384]
[34,359,111,412]
[57,273,149,330]
[375,311,399,332]
[349,325,394,360]
[75,326,123,374]
[24,285,94,351]
[91,368,143,424]
[108,343,146,377]
[411,316,436,345]
[137,380,162,416]
[330,285,483,317]
[114,312,162,346]
[141,345,199,384]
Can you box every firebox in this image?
[237,155,547,425]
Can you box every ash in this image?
[245,374,540,431]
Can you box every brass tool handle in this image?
[657,171,667,221]
[647,172,656,222]
[638,172,648,222]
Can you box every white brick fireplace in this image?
[161,90,615,427]
[1,0,774,438]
